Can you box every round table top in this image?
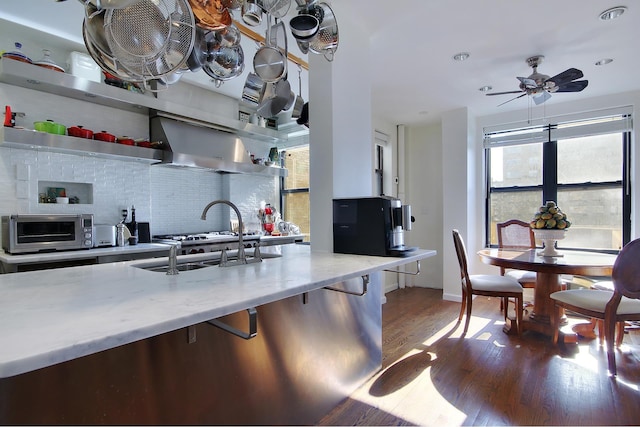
[477,248,617,277]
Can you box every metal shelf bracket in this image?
[324,274,369,296]
[207,307,258,340]
[384,260,421,276]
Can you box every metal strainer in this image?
[104,0,196,80]
[308,1,338,62]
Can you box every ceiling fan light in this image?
[595,58,614,66]
[599,6,627,21]
[453,52,470,62]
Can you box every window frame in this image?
[484,114,632,253]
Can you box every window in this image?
[281,145,310,242]
[484,110,632,252]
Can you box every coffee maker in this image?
[333,196,415,257]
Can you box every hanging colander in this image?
[104,0,196,80]
[308,1,338,62]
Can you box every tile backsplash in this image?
[0,146,278,237]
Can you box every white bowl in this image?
[56,197,69,204]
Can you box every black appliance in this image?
[333,196,415,257]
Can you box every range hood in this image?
[150,114,287,177]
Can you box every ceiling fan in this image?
[487,56,589,106]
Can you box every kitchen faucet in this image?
[201,200,262,266]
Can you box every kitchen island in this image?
[0,244,435,424]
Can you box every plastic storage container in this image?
[67,51,101,83]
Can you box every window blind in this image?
[483,106,633,148]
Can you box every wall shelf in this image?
[0,59,285,143]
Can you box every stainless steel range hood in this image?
[150,114,286,177]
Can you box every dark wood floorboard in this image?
[318,287,640,426]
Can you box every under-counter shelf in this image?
[0,58,284,143]
[0,126,164,163]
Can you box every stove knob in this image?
[198,248,205,253]
[189,249,198,254]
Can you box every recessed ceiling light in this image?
[599,6,627,20]
[479,85,493,92]
[595,58,614,66]
[453,52,470,61]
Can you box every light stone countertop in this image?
[0,244,436,378]
[0,243,173,265]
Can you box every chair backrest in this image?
[497,219,535,249]
[452,229,471,292]
[612,238,640,300]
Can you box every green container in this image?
[34,120,66,135]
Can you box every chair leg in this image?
[514,294,523,335]
[463,293,472,335]
[597,319,605,345]
[605,317,617,376]
[615,322,625,347]
[502,297,509,322]
[458,288,467,322]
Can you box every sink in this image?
[143,262,213,273]
[132,250,281,273]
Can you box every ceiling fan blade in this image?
[497,93,527,107]
[517,77,537,89]
[546,68,583,87]
[486,90,523,96]
[532,91,552,105]
[555,80,588,93]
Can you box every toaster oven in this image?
[2,214,94,254]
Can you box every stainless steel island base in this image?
[0,274,382,425]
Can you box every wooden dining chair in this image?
[452,229,524,335]
[550,237,640,376]
[496,219,537,310]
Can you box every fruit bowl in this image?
[530,201,570,257]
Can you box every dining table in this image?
[477,248,618,341]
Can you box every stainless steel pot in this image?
[253,17,286,83]
[291,67,304,119]
[257,78,290,118]
[289,13,318,40]
[241,72,265,105]
[203,44,245,80]
[186,27,209,71]
[241,0,262,26]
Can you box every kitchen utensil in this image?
[221,0,243,10]
[34,120,66,135]
[213,24,241,48]
[203,44,245,81]
[68,125,94,139]
[289,13,318,40]
[33,49,65,73]
[94,130,117,142]
[82,14,145,82]
[56,197,70,204]
[241,72,264,105]
[188,0,232,31]
[308,1,338,61]
[103,0,196,80]
[2,42,32,64]
[262,0,291,19]
[84,0,144,9]
[257,78,290,117]
[117,136,135,145]
[4,106,14,127]
[241,0,262,26]
[291,66,304,119]
[296,39,309,54]
[186,27,209,71]
[253,15,286,83]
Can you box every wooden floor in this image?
[318,287,640,426]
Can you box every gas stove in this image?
[153,231,261,255]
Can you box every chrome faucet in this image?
[166,243,179,275]
[201,199,262,266]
